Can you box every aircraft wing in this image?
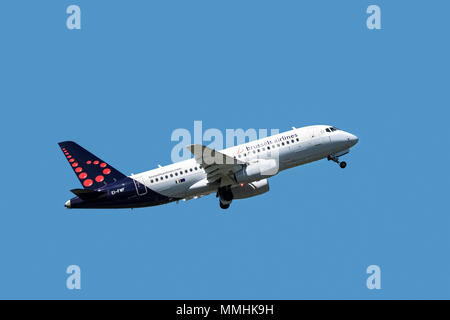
[187,144,245,186]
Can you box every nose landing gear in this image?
[328,154,347,169]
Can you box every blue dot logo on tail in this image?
[58,141,126,190]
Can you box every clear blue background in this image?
[0,0,449,299]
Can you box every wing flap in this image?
[187,145,245,167]
[187,144,245,186]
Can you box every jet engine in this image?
[231,179,270,200]
[234,159,279,184]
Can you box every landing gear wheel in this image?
[220,202,230,210]
[340,161,347,169]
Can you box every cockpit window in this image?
[328,127,339,132]
[326,128,331,133]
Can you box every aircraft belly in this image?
[151,182,184,198]
[149,174,211,198]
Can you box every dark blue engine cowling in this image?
[68,177,176,209]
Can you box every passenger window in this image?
[151,180,154,183]
[175,173,178,176]
[190,168,193,172]
[155,178,159,182]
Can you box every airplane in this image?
[59,125,358,210]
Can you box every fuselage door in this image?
[133,178,148,196]
[312,128,330,149]
[296,128,326,161]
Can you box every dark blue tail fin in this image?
[58,141,127,190]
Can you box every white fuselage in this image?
[129,125,359,202]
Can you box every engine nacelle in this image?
[234,159,279,184]
[231,179,270,200]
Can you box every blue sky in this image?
[0,0,449,299]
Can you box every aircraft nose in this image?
[64,200,71,209]
[347,133,359,146]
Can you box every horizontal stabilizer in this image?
[71,189,106,200]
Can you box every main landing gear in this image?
[217,186,233,210]
[220,202,230,210]
[328,154,347,169]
